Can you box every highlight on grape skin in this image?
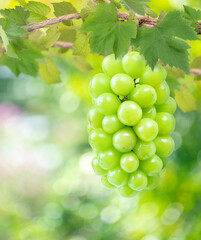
[88,52,176,198]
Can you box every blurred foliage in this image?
[0,0,201,240]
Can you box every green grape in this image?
[122,52,146,79]
[155,112,175,135]
[146,174,160,190]
[118,185,135,198]
[102,115,124,134]
[118,101,142,126]
[120,152,139,173]
[98,149,120,170]
[128,170,148,191]
[113,127,137,152]
[87,123,94,133]
[87,108,104,129]
[154,136,175,157]
[129,84,157,108]
[89,73,112,98]
[134,118,159,142]
[102,54,124,77]
[92,157,107,176]
[96,93,121,115]
[140,155,163,176]
[154,81,170,105]
[89,129,112,151]
[142,106,156,119]
[134,140,156,160]
[155,97,177,114]
[107,167,128,187]
[111,73,134,95]
[140,63,167,87]
[101,175,115,188]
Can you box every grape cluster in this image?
[88,52,176,198]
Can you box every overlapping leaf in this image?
[133,10,199,72]
[24,1,51,23]
[122,0,150,15]
[80,3,137,57]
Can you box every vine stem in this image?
[53,41,74,49]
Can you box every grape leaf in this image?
[183,5,201,22]
[80,2,95,19]
[122,0,150,15]
[0,44,42,77]
[174,86,197,112]
[24,1,51,23]
[0,25,18,58]
[0,6,29,26]
[58,28,76,42]
[16,0,26,6]
[52,2,77,26]
[73,32,90,56]
[133,10,199,72]
[40,27,61,49]
[39,58,61,84]
[80,3,137,57]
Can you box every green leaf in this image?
[0,40,42,77]
[39,58,61,84]
[80,3,137,57]
[133,10,199,72]
[24,1,51,23]
[40,27,61,49]
[183,5,201,22]
[122,0,150,15]
[73,32,90,56]
[174,86,197,112]
[58,28,76,42]
[0,6,29,26]
[0,25,17,58]
[80,2,95,19]
[52,2,77,26]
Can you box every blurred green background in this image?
[0,0,201,240]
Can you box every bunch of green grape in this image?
[88,52,176,198]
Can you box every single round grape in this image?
[102,115,124,134]
[88,108,104,129]
[155,81,170,105]
[120,152,139,173]
[140,155,163,176]
[129,85,157,108]
[155,112,175,135]
[107,167,128,187]
[118,101,142,126]
[101,175,115,188]
[89,129,112,151]
[140,63,167,87]
[128,170,148,191]
[134,118,159,142]
[113,127,137,152]
[134,140,156,160]
[98,149,120,170]
[154,136,175,157]
[142,106,156,119]
[146,174,160,190]
[102,54,124,77]
[155,97,177,114]
[111,73,134,95]
[92,157,107,176]
[96,93,121,115]
[118,185,135,198]
[122,52,146,79]
[89,73,112,98]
